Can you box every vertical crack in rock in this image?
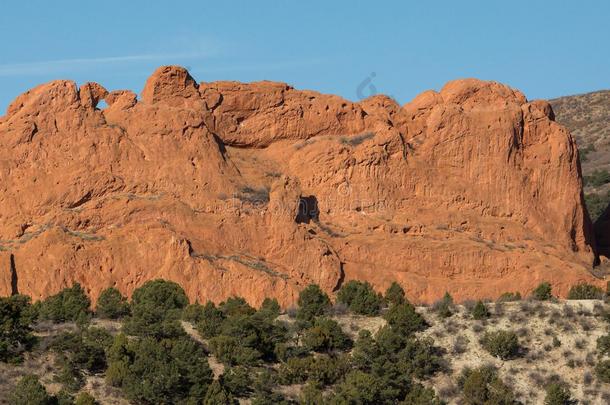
[10,253,18,296]
[333,262,346,292]
[398,133,408,161]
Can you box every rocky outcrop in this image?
[0,66,604,306]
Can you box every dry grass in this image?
[0,320,128,405]
[420,300,610,404]
[84,376,130,405]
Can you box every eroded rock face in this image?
[0,66,604,306]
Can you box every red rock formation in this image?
[0,66,604,306]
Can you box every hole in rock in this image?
[296,196,319,224]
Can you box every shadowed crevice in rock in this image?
[295,196,319,224]
[332,262,346,292]
[10,254,18,296]
[594,203,610,259]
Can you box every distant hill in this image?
[550,90,610,220]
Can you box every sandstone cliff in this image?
[0,66,604,306]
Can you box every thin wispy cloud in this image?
[190,58,326,75]
[0,52,211,77]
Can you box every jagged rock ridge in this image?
[0,66,604,306]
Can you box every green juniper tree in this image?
[0,294,37,362]
[544,383,574,405]
[532,282,553,301]
[9,375,54,405]
[96,287,130,319]
[123,279,189,339]
[337,280,383,316]
[39,283,91,323]
[296,284,331,321]
[471,300,490,320]
[384,281,406,307]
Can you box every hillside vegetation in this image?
[1,280,610,404]
[550,90,610,221]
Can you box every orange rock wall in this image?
[0,66,604,307]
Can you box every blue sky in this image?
[1,1,608,113]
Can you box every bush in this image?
[259,298,281,318]
[274,342,310,363]
[220,297,255,317]
[332,370,396,404]
[374,326,407,357]
[544,383,574,405]
[236,186,270,205]
[250,369,287,404]
[337,280,383,316]
[303,317,352,352]
[199,299,290,367]
[532,282,553,301]
[384,281,406,307]
[459,366,515,405]
[131,279,188,313]
[480,330,520,360]
[203,380,237,405]
[497,292,521,302]
[432,292,454,318]
[107,335,213,404]
[351,326,442,399]
[196,302,225,338]
[296,284,331,321]
[396,337,443,379]
[307,354,351,386]
[9,374,54,405]
[105,333,130,387]
[55,355,85,392]
[299,382,324,405]
[596,359,610,383]
[584,169,610,187]
[222,366,252,397]
[403,383,442,405]
[51,327,113,394]
[567,283,604,300]
[351,329,379,371]
[0,294,37,362]
[585,191,610,221]
[54,390,75,405]
[50,327,113,374]
[39,283,91,323]
[278,354,350,386]
[123,280,188,338]
[217,310,288,361]
[182,301,205,323]
[384,302,428,335]
[96,287,130,319]
[209,335,262,366]
[250,390,289,405]
[471,300,490,320]
[597,333,610,356]
[74,392,97,405]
